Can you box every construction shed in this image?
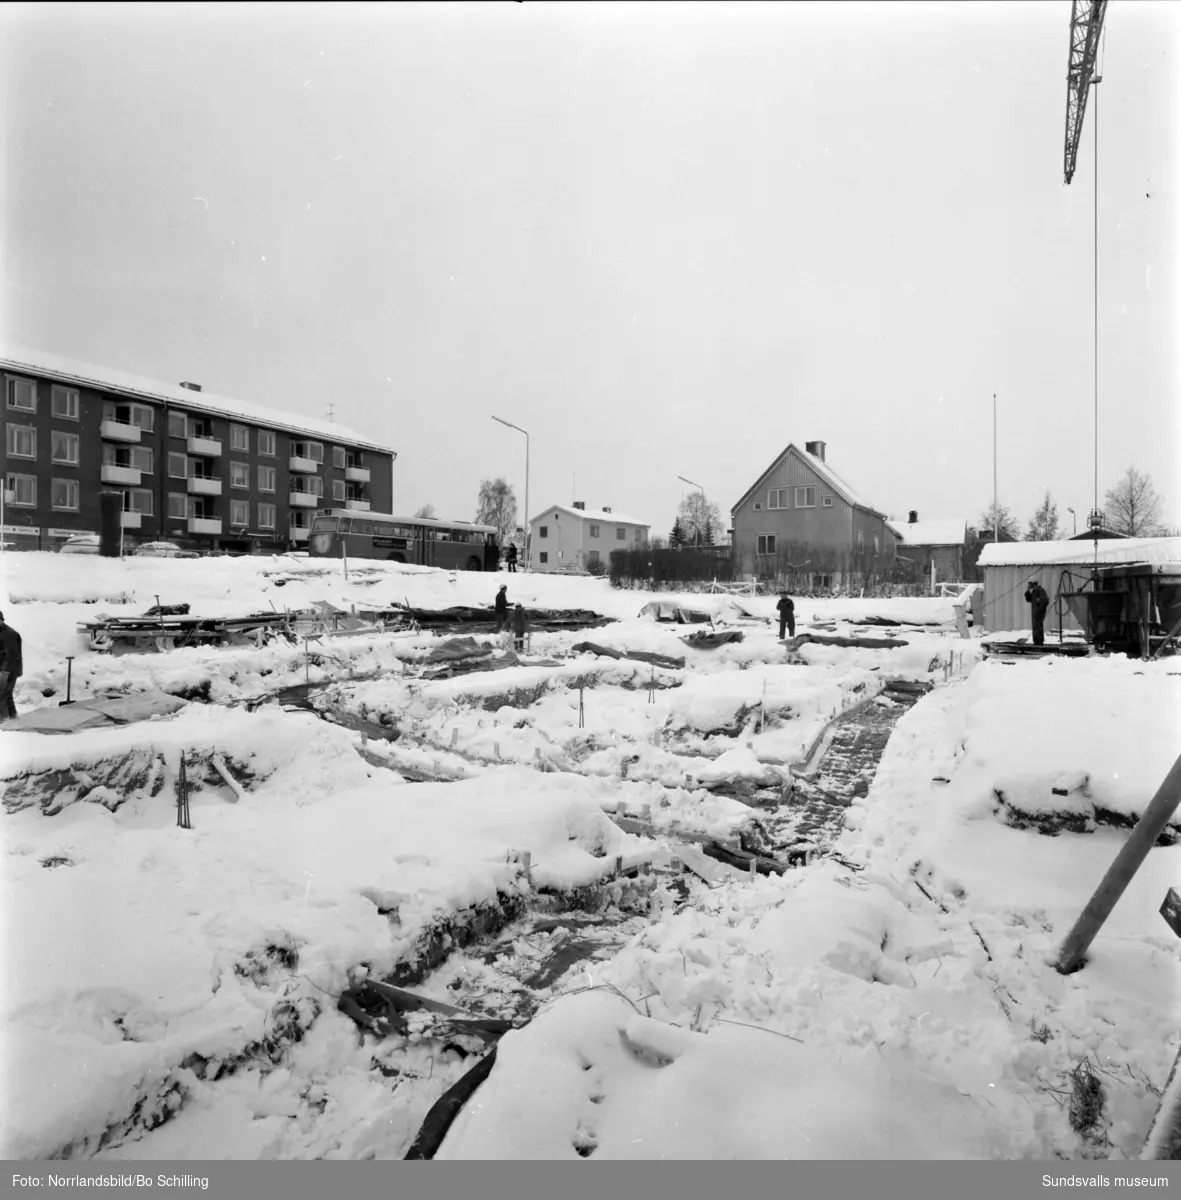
[977,536,1181,635]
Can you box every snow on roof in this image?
[978,535,1181,568]
[731,444,885,518]
[896,519,968,546]
[884,520,905,539]
[530,503,649,528]
[798,449,883,515]
[0,344,393,453]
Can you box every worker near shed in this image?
[776,592,796,640]
[0,610,23,721]
[1024,578,1050,646]
[494,584,509,632]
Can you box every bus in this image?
[307,508,500,570]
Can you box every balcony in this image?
[101,464,141,486]
[345,499,371,511]
[120,511,143,530]
[101,419,141,443]
[188,517,222,536]
[345,466,370,483]
[187,476,222,496]
[289,491,319,508]
[187,435,222,457]
[289,455,320,474]
[289,525,310,543]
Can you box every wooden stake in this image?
[1055,752,1181,973]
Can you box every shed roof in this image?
[897,519,968,547]
[731,443,886,518]
[529,503,649,528]
[0,344,393,453]
[978,536,1181,568]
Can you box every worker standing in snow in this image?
[776,592,796,640]
[494,584,509,633]
[1024,578,1050,646]
[0,611,23,721]
[511,603,528,653]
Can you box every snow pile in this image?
[438,987,1017,1159]
[955,657,1181,831]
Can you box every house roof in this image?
[896,519,968,547]
[529,503,649,528]
[978,535,1181,569]
[731,443,886,519]
[0,344,394,453]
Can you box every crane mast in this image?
[1063,0,1108,184]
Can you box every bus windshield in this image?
[311,516,338,533]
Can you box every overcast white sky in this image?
[2,1,1177,535]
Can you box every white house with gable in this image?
[528,502,649,572]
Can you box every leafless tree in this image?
[1104,466,1163,536]
[475,477,519,544]
[413,504,437,519]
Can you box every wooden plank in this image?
[677,844,736,884]
[210,754,245,803]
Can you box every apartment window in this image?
[290,511,312,530]
[539,551,549,564]
[168,452,188,478]
[795,486,816,508]
[258,466,276,493]
[257,430,276,457]
[51,479,79,511]
[768,488,789,509]
[103,401,155,431]
[190,417,215,440]
[231,500,249,526]
[51,386,79,419]
[616,527,626,540]
[230,424,249,452]
[333,447,346,469]
[230,461,249,489]
[258,503,276,529]
[6,376,36,411]
[6,425,35,458]
[757,534,777,555]
[292,440,324,462]
[52,431,80,465]
[6,473,36,505]
[332,479,346,501]
[589,524,600,538]
[822,495,834,508]
[188,496,214,520]
[291,476,324,497]
[129,446,153,473]
[168,411,187,438]
[539,525,548,538]
[126,489,154,515]
[168,493,188,519]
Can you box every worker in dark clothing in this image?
[511,603,528,653]
[0,611,23,722]
[776,593,796,640]
[505,542,518,573]
[494,585,509,633]
[1024,578,1050,646]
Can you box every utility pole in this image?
[993,394,998,543]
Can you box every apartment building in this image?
[1,347,395,552]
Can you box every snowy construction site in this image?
[1,550,1178,1162]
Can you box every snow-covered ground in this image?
[1,552,1176,1160]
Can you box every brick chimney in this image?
[179,382,202,392]
[573,501,585,510]
[602,506,612,513]
[805,440,826,462]
[908,510,918,524]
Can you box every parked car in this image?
[135,541,200,559]
[59,534,101,554]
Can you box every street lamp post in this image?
[677,475,705,545]
[492,415,530,571]
[1067,507,1077,536]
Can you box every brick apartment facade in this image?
[1,349,395,553]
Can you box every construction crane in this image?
[1063,0,1108,184]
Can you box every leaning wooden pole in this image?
[1054,751,1181,974]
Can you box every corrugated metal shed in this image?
[979,537,1181,634]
